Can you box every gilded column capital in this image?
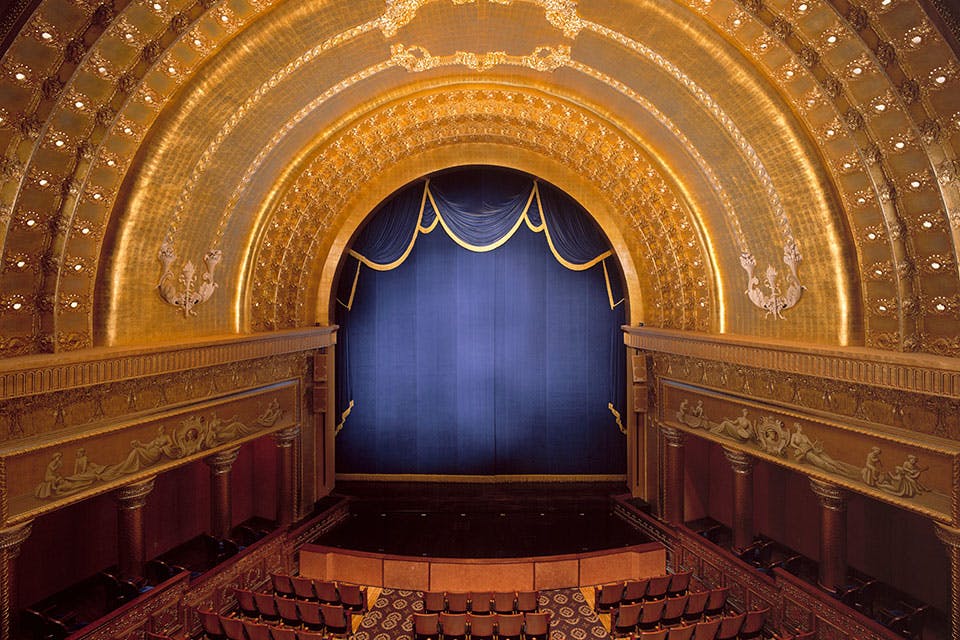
[809,477,846,511]
[722,446,755,475]
[205,446,241,476]
[659,423,685,447]
[272,426,301,449]
[0,521,33,556]
[115,476,156,511]
[935,522,960,549]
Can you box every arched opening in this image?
[331,166,629,478]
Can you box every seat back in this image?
[493,591,516,613]
[271,573,295,597]
[516,590,539,613]
[321,603,350,634]
[218,615,246,640]
[276,596,301,625]
[269,627,298,640]
[440,612,468,637]
[639,599,666,629]
[666,624,695,640]
[668,571,692,596]
[638,631,668,640]
[704,587,728,616]
[716,613,746,640]
[646,575,672,600]
[467,613,496,638]
[299,631,327,640]
[314,579,340,604]
[496,613,523,638]
[447,592,469,613]
[253,591,278,618]
[234,588,257,616]
[662,595,688,625]
[291,575,317,600]
[413,612,440,637]
[597,582,625,609]
[339,583,366,611]
[623,579,649,604]
[524,611,551,637]
[423,591,446,613]
[740,607,769,637]
[693,618,720,640]
[242,620,272,640]
[684,591,709,621]
[197,609,224,635]
[470,592,492,614]
[298,600,324,628]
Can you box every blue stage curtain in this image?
[335,168,626,475]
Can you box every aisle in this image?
[353,588,610,640]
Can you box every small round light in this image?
[733,18,742,26]
[38,179,48,186]
[124,33,134,41]
[144,95,152,103]
[798,3,808,11]
[785,69,794,78]
[54,139,64,147]
[842,162,852,169]
[894,141,905,149]
[15,260,26,268]
[874,269,883,276]
[74,263,83,271]
[867,232,877,240]
[875,103,886,112]
[14,72,26,81]
[81,227,90,234]
[910,180,921,188]
[931,261,941,270]
[92,193,102,200]
[153,2,162,9]
[11,302,22,310]
[852,67,862,75]
[878,305,887,312]
[26,219,36,227]
[911,35,922,45]
[74,100,84,108]
[106,159,116,167]
[759,43,768,50]
[98,66,107,74]
[41,32,52,40]
[220,14,229,22]
[827,35,837,44]
[193,38,202,46]
[881,0,891,4]
[858,197,867,205]
[936,303,947,311]
[922,220,933,229]
[167,66,176,74]
[123,127,132,134]
[826,128,835,137]
[69,301,79,308]
[935,75,947,84]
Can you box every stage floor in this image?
[316,481,647,558]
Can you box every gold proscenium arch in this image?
[10,0,960,355]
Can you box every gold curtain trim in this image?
[608,402,626,435]
[349,181,433,271]
[603,259,625,311]
[335,399,354,435]
[336,260,363,311]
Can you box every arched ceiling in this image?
[0,0,958,358]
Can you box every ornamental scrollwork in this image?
[156,242,222,317]
[739,241,805,318]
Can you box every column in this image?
[934,523,960,640]
[116,477,156,580]
[206,447,241,539]
[809,478,847,592]
[273,427,301,527]
[0,521,33,640]
[723,447,755,553]
[660,424,685,525]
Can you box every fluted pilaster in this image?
[205,447,241,539]
[115,476,156,580]
[660,424,685,525]
[723,447,755,553]
[810,477,847,592]
[273,427,300,526]
[934,523,960,640]
[0,522,33,640]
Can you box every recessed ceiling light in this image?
[936,303,946,311]
[911,35,922,45]
[15,260,26,268]
[894,141,905,149]
[935,75,947,84]
[931,262,941,270]
[14,72,26,81]
[41,32,52,40]
[826,35,837,44]
[922,220,933,229]
[11,302,22,310]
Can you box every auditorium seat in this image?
[523,611,551,640]
[739,607,769,639]
[470,592,492,614]
[666,623,695,640]
[219,615,247,640]
[197,609,226,640]
[277,596,302,627]
[683,591,709,623]
[298,600,324,631]
[493,591,517,614]
[594,583,625,611]
[692,618,720,640]
[298,631,327,640]
[414,612,441,640]
[660,595,688,627]
[497,613,523,640]
[254,591,280,623]
[667,571,692,597]
[703,587,729,618]
[242,620,273,640]
[467,612,496,640]
[645,575,672,601]
[622,579,649,604]
[610,602,641,637]
[315,579,341,605]
[271,573,296,598]
[638,600,666,632]
[424,591,446,614]
[339,583,367,612]
[292,575,318,601]
[440,612,468,640]
[714,612,745,640]
[234,588,259,618]
[320,603,352,638]
[447,592,470,614]
[516,590,539,613]
[638,631,667,640]
[269,628,297,640]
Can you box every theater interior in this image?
[1,0,959,639]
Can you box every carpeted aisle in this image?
[353,588,610,640]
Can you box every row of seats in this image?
[413,611,551,640]
[422,590,540,615]
[595,573,693,611]
[198,611,325,640]
[633,610,767,640]
[269,573,367,611]
[611,589,730,631]
[230,589,353,635]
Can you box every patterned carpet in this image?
[354,588,609,640]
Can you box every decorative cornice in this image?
[722,446,755,475]
[273,426,301,448]
[0,521,33,553]
[204,446,241,476]
[659,424,686,447]
[809,477,846,511]
[115,476,156,510]
[624,327,960,399]
[0,327,336,401]
[934,522,960,549]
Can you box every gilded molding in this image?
[722,446,755,475]
[659,424,685,447]
[273,426,300,449]
[204,446,241,476]
[934,522,960,549]
[0,520,32,553]
[114,476,157,510]
[809,477,846,511]
[626,327,960,400]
